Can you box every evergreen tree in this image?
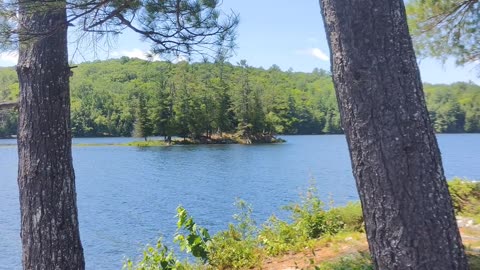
[133,93,152,141]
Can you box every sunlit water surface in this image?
[1,135,479,269]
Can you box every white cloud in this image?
[111,49,161,61]
[297,48,330,62]
[309,48,330,61]
[0,52,18,65]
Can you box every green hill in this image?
[1,58,479,138]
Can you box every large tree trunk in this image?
[319,1,468,269]
[17,1,85,269]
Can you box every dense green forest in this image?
[0,58,479,138]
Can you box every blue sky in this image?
[0,0,478,84]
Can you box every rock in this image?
[457,217,476,228]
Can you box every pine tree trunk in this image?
[319,0,468,269]
[17,1,85,269]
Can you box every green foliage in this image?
[0,0,238,60]
[124,179,480,269]
[0,68,19,138]
[424,82,480,133]
[0,110,17,138]
[259,184,346,256]
[123,239,192,270]
[125,201,262,270]
[407,0,480,66]
[259,215,304,256]
[206,200,261,269]
[315,253,373,270]
[174,206,211,262]
[448,178,480,220]
[329,202,364,232]
[133,93,153,140]
[1,59,480,138]
[287,188,344,239]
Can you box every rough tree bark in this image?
[319,0,468,269]
[17,1,85,269]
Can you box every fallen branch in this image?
[0,101,18,110]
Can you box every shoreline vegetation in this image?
[2,59,480,139]
[76,133,286,147]
[124,179,480,270]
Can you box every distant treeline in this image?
[0,58,479,138]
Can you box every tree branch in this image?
[0,101,18,110]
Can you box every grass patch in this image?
[315,252,373,270]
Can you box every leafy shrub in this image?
[259,184,345,256]
[207,225,261,269]
[124,182,383,268]
[123,238,192,270]
[288,185,344,238]
[448,178,480,218]
[206,200,261,269]
[174,206,211,262]
[124,207,211,270]
[330,202,364,232]
[259,215,306,256]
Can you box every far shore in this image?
[75,134,286,147]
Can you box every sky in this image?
[0,0,478,85]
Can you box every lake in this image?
[1,135,479,269]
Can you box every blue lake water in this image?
[1,134,480,269]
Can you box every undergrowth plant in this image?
[259,184,347,256]
[448,178,480,222]
[123,238,191,270]
[123,179,480,269]
[315,252,373,270]
[206,200,261,269]
[174,206,211,262]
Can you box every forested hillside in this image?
[0,58,479,138]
